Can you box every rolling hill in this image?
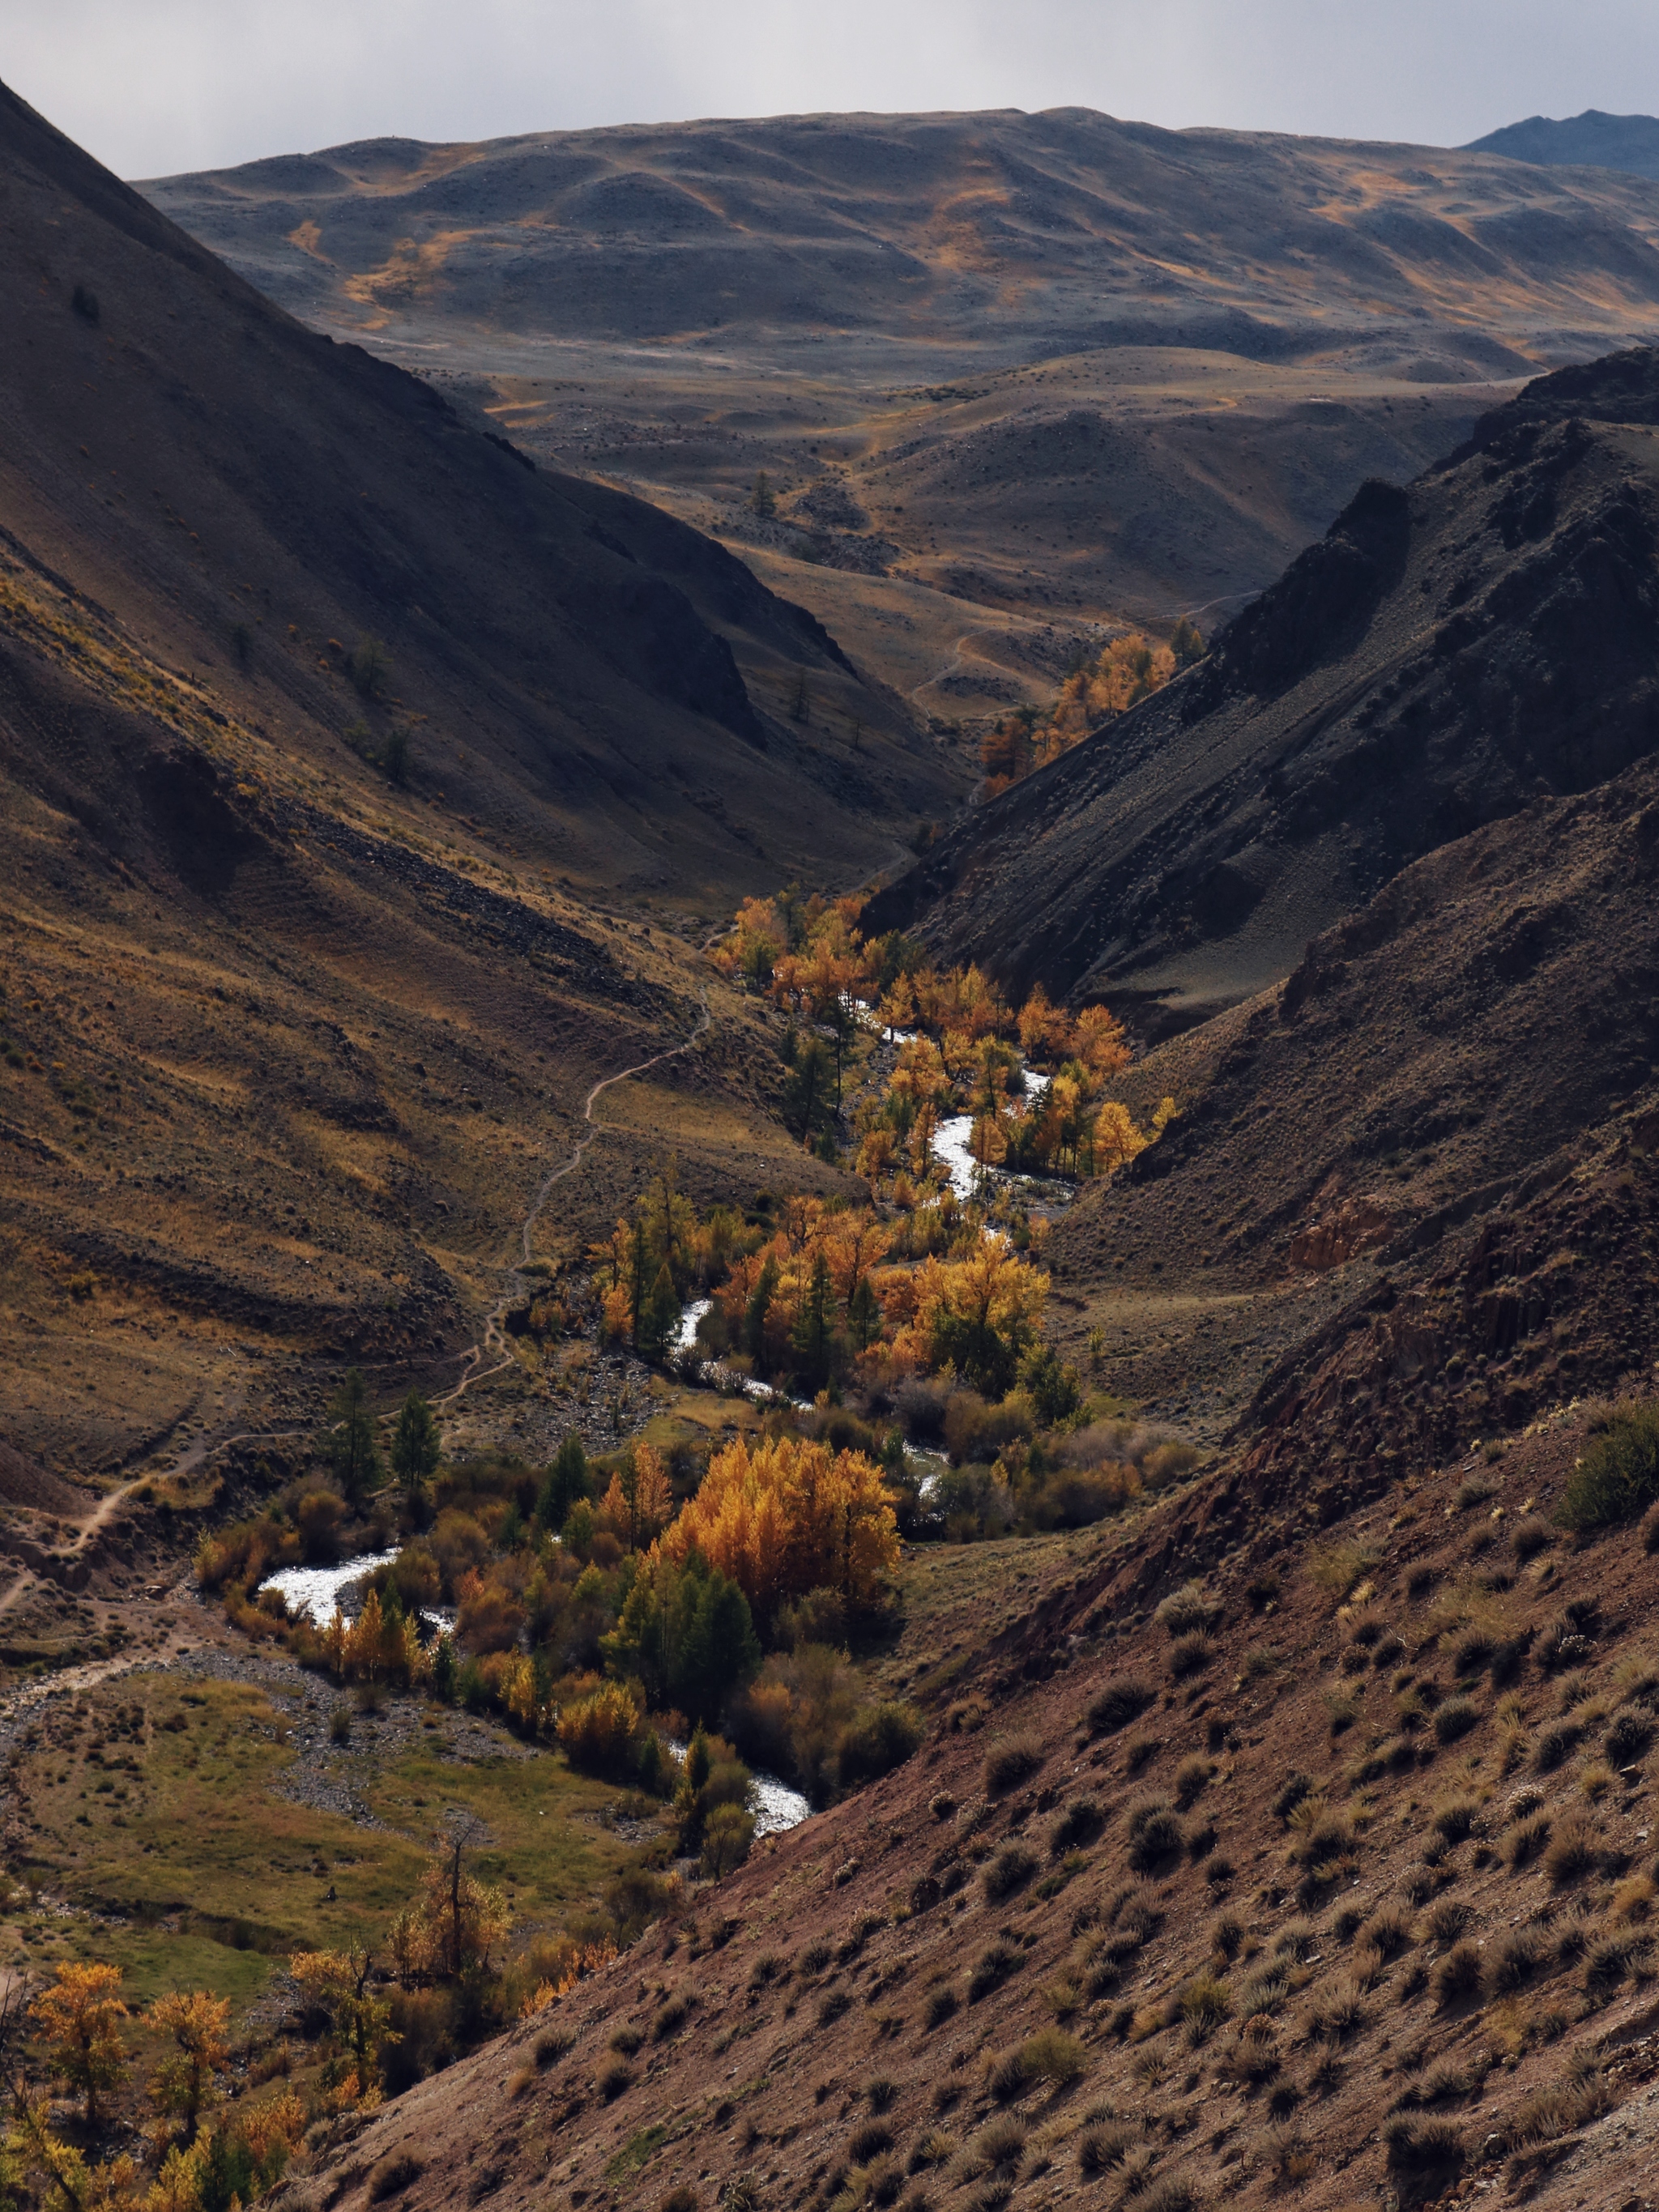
[140,109,1659,708]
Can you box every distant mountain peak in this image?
[1465,109,1659,181]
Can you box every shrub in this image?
[558,1683,644,1779]
[1126,1801,1185,1874]
[982,1844,1038,1903]
[1303,1975,1366,2042]
[1502,1813,1551,1869]
[1486,1927,1546,1995]
[838,1701,925,1788]
[1433,1697,1479,1745]
[1173,1757,1211,1810]
[653,1996,689,2039]
[1431,1942,1483,2006]
[1511,1515,1554,1562]
[1423,1901,1473,1951]
[1542,1813,1601,1886]
[1559,1400,1659,1528]
[597,2059,633,2100]
[968,1942,1021,2002]
[1077,2118,1140,2175]
[1385,2116,1464,2192]
[368,2153,425,2201]
[1533,1716,1583,1773]
[1606,1705,1655,1767]
[1584,1930,1655,1998]
[1177,1974,1232,2039]
[1273,1771,1314,1824]
[1431,1796,1480,1846]
[847,2122,893,2164]
[1135,2176,1202,2212]
[1154,1583,1219,1637]
[1086,1678,1156,1736]
[983,1735,1043,1796]
[1049,1796,1105,1855]
[1362,1905,1414,1959]
[923,1986,958,2029]
[1167,1633,1213,1681]
[701,1802,756,1879]
[1642,1499,1659,1554]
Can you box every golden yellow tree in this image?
[1073,1003,1132,1080]
[147,1991,229,2147]
[657,1434,899,1617]
[1017,983,1073,1063]
[32,1963,128,2127]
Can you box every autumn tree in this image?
[32,1963,128,2126]
[598,1443,675,1552]
[1017,983,1073,1063]
[288,1948,393,2098]
[147,1990,230,2147]
[386,1822,510,1987]
[657,1433,900,1629]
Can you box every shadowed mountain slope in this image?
[0,76,906,1484]
[864,348,1659,1036]
[0,77,953,911]
[1468,109,1659,182]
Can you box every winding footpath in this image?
[0,997,714,1637]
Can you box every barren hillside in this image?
[866,348,1659,1036]
[140,109,1659,701]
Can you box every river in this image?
[257,1551,811,1835]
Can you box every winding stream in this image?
[258,1552,812,1835]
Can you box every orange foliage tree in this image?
[655,1434,900,1622]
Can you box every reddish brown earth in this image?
[285,1407,1659,2212]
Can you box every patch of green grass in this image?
[606,2125,667,2180]
[13,1672,638,2010]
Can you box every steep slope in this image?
[865,348,1659,1035]
[0,75,907,1489]
[285,1396,1659,2212]
[138,110,1659,680]
[1468,109,1659,181]
[0,77,954,912]
[1038,752,1659,1443]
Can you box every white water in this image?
[668,1737,811,1836]
[749,1771,812,1836]
[260,1549,400,1626]
[932,1068,1051,1200]
[670,1294,812,1411]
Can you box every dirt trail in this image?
[0,1001,710,1622]
[433,995,710,1409]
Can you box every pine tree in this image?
[641,1263,680,1363]
[390,1389,441,1502]
[325,1369,382,1503]
[536,1434,588,1532]
[790,1250,836,1390]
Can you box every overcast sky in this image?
[9,0,1659,180]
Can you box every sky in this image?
[9,0,1659,180]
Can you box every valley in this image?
[2,66,1659,2212]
